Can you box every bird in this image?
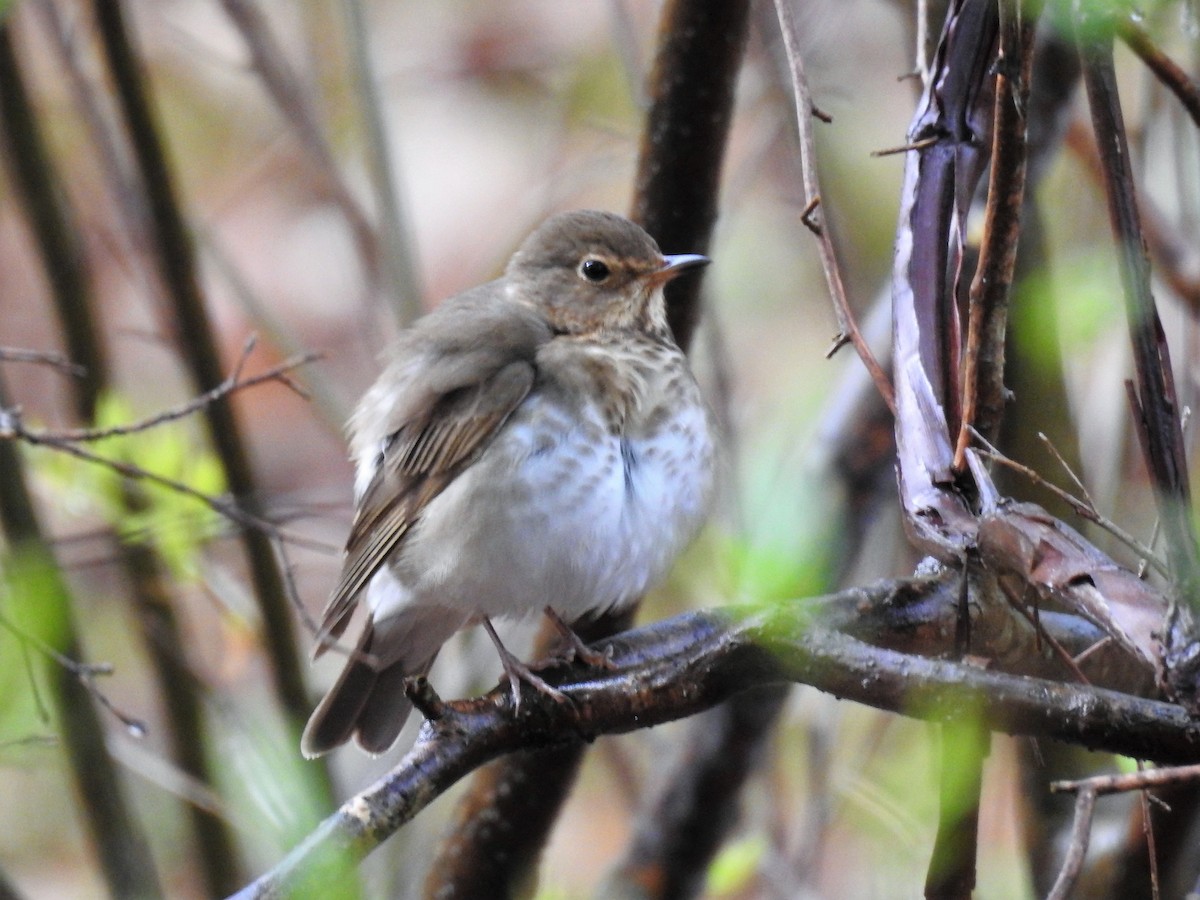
[301,209,716,757]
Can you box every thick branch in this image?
[953,1,1035,465]
[892,0,998,556]
[630,0,750,351]
[232,577,1199,898]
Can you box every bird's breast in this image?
[394,341,715,621]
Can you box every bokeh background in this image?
[1,1,1197,897]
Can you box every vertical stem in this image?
[1079,26,1200,700]
[953,0,1036,465]
[339,0,423,326]
[89,2,329,774]
[631,0,751,352]
[0,375,163,899]
[925,720,990,900]
[0,19,246,893]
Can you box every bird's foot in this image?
[543,607,618,670]
[482,617,570,713]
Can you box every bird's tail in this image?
[301,606,463,757]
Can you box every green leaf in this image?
[706,833,768,896]
[33,390,227,580]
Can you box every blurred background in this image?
[1,0,1197,897]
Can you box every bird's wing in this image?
[313,359,535,652]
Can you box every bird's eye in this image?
[579,258,611,282]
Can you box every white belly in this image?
[380,393,714,622]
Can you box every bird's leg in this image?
[543,607,617,670]
[482,617,569,712]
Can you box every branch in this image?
[0,20,106,419]
[1046,785,1097,900]
[92,0,326,742]
[338,0,423,325]
[1078,22,1200,703]
[232,578,1200,897]
[21,343,318,443]
[891,0,998,556]
[0,409,331,556]
[0,346,86,377]
[630,0,751,352]
[1119,19,1200,130]
[218,0,385,297]
[0,378,162,897]
[772,0,894,413]
[953,0,1035,466]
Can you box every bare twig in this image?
[230,590,1200,898]
[17,344,318,443]
[1039,431,1097,511]
[0,609,147,737]
[1079,24,1200,702]
[1065,121,1200,313]
[0,369,162,897]
[1052,763,1200,797]
[1047,786,1097,900]
[773,0,894,414]
[92,0,328,742]
[1118,19,1200,130]
[338,0,422,326]
[1,413,334,555]
[0,18,107,419]
[971,430,1169,575]
[0,347,86,377]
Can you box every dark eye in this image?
[579,258,610,282]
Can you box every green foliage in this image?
[0,545,72,747]
[1043,0,1158,40]
[1017,249,1122,363]
[561,51,637,129]
[37,391,226,581]
[705,832,768,896]
[215,713,343,878]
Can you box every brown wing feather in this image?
[313,360,535,652]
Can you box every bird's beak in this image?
[648,253,710,286]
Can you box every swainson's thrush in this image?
[302,210,716,756]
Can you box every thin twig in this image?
[0,346,86,377]
[1119,19,1200,130]
[969,429,1170,576]
[1080,27,1200,699]
[0,609,147,738]
[1,417,334,555]
[338,0,422,326]
[772,0,894,413]
[1047,786,1097,900]
[870,135,941,157]
[16,345,318,443]
[93,0,322,738]
[1140,763,1162,900]
[1039,431,1097,511]
[1053,763,1200,797]
[953,0,1035,468]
